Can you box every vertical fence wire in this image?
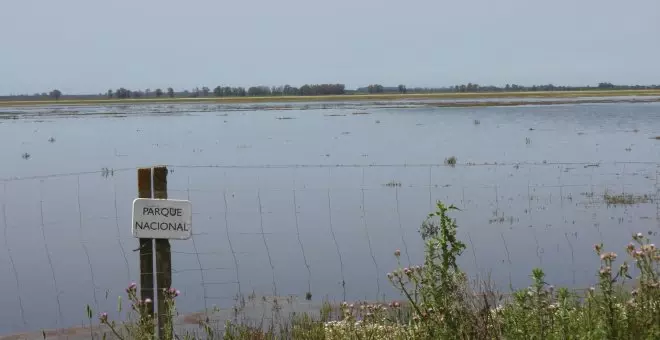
[222,189,242,300]
[656,167,660,230]
[565,232,576,285]
[395,187,411,265]
[38,180,63,330]
[113,178,131,283]
[2,182,27,327]
[360,168,380,299]
[292,187,311,297]
[428,166,433,211]
[256,188,277,297]
[186,176,208,314]
[500,232,513,290]
[327,187,346,302]
[77,176,99,310]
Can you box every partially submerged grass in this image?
[603,192,652,205]
[384,180,402,187]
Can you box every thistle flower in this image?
[594,244,602,253]
[394,249,401,257]
[99,312,108,323]
[600,266,612,275]
[126,282,137,293]
[166,287,180,297]
[600,252,617,261]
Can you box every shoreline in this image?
[1,90,660,108]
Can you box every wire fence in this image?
[1,161,659,335]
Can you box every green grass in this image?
[2,89,660,107]
[78,201,659,340]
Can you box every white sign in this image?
[132,198,192,240]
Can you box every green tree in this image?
[50,89,62,100]
[116,88,131,99]
[155,88,163,97]
[107,89,113,98]
[201,86,210,97]
[167,87,174,98]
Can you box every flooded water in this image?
[1,100,659,334]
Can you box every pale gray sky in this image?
[1,0,658,95]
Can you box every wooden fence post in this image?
[137,168,155,317]
[153,166,172,337]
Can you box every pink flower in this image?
[626,243,635,254]
[599,266,611,275]
[600,252,617,261]
[126,282,137,293]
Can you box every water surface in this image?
[0,100,659,334]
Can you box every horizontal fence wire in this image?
[0,161,658,335]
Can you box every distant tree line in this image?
[3,82,659,101]
[95,83,347,100]
[357,82,660,94]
